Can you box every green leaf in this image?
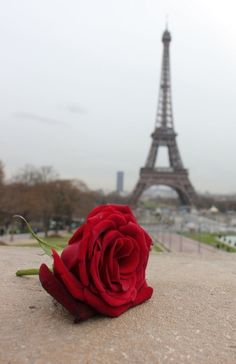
[13,215,62,257]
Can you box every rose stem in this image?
[16,268,39,276]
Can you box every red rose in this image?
[39,204,153,321]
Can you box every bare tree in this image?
[0,163,104,236]
[0,161,4,185]
[12,164,59,186]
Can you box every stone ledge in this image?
[0,247,236,364]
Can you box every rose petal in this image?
[143,229,152,247]
[132,283,153,306]
[100,282,137,307]
[107,213,127,227]
[39,264,96,322]
[83,281,152,317]
[52,249,84,300]
[61,243,79,270]
[90,219,117,243]
[105,263,121,292]
[68,224,85,245]
[119,222,144,241]
[135,266,145,291]
[120,278,130,292]
[83,287,132,317]
[119,245,140,274]
[86,204,137,225]
[119,223,149,262]
[115,237,133,259]
[77,238,90,286]
[107,241,120,282]
[89,250,105,293]
[101,230,121,253]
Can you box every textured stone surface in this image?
[0,247,236,364]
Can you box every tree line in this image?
[0,162,127,236]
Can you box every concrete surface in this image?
[0,246,236,364]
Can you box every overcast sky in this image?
[0,0,236,193]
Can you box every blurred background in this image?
[1,0,236,253]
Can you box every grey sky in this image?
[0,0,236,193]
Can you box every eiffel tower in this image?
[130,28,197,206]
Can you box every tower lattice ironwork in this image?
[130,29,197,206]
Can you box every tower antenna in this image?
[165,14,169,30]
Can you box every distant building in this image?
[116,171,124,193]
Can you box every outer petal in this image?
[131,283,153,306]
[84,282,153,317]
[83,287,132,317]
[52,249,84,300]
[61,243,79,270]
[86,204,137,225]
[68,224,85,245]
[39,264,96,322]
